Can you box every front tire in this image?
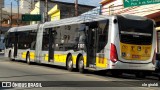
[9,51,14,61]
[78,56,85,73]
[66,55,73,71]
[26,53,31,65]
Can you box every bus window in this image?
[42,30,49,51]
[118,16,153,45]
[117,16,154,60]
[97,20,109,52]
[18,30,37,49]
[29,30,37,50]
[54,28,61,51]
[79,31,85,44]
[5,32,16,48]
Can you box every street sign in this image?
[123,0,160,8]
[22,14,41,21]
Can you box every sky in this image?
[4,0,18,13]
[5,0,18,7]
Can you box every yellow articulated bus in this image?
[4,14,156,77]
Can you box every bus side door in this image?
[14,33,18,58]
[48,28,56,62]
[86,22,98,68]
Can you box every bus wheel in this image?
[8,51,13,61]
[26,53,31,65]
[66,55,73,71]
[135,72,146,78]
[78,56,85,73]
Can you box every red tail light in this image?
[110,43,118,63]
[152,49,156,65]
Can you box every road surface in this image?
[0,54,159,90]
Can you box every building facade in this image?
[30,0,96,24]
[2,14,29,27]
[0,0,4,8]
[20,0,39,13]
[0,0,4,23]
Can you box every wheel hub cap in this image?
[68,60,72,68]
[79,60,84,68]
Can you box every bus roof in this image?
[8,14,151,32]
[8,27,17,32]
[120,14,147,20]
[8,24,39,32]
[43,15,113,28]
[43,14,149,29]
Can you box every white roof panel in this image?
[8,24,39,32]
[43,15,113,28]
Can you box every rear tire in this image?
[26,53,31,65]
[78,56,85,73]
[8,51,14,61]
[66,55,73,71]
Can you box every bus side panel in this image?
[4,48,13,58]
[16,49,27,60]
[20,50,35,61]
[35,25,44,63]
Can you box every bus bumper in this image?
[110,61,155,71]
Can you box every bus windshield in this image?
[118,16,153,45]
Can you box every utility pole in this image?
[10,2,12,27]
[75,0,78,16]
[31,0,33,10]
[45,0,48,22]
[17,0,19,26]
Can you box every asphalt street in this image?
[0,54,159,90]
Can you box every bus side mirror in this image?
[156,53,160,61]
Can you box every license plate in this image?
[132,55,140,58]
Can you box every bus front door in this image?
[14,33,18,58]
[86,23,98,68]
